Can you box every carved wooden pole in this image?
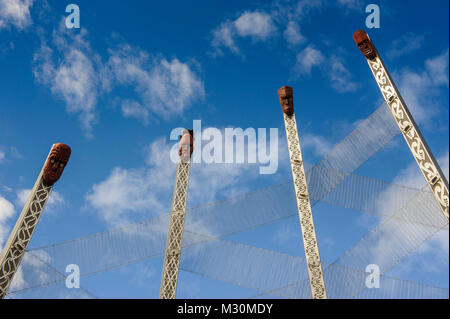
[353,30,449,221]
[0,143,71,299]
[278,86,327,299]
[160,129,193,299]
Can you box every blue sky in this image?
[0,0,448,298]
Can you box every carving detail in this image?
[43,143,71,186]
[353,30,377,59]
[278,86,294,116]
[179,129,194,162]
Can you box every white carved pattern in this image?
[283,113,327,299]
[410,138,426,161]
[160,160,191,299]
[368,56,449,220]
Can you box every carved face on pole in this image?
[277,86,294,116]
[43,143,71,186]
[179,129,194,161]
[353,30,376,59]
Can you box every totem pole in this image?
[0,143,71,298]
[278,86,327,299]
[353,30,449,221]
[160,129,193,299]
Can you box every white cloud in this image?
[295,0,323,15]
[234,11,276,41]
[300,133,333,158]
[387,33,425,60]
[86,137,182,226]
[0,196,14,218]
[209,1,360,93]
[2,185,13,193]
[395,49,449,125]
[120,100,149,124]
[210,21,240,56]
[294,47,358,93]
[0,0,34,31]
[34,25,205,135]
[85,166,168,226]
[284,21,305,46]
[271,0,323,23]
[0,146,21,163]
[413,228,449,273]
[9,266,25,291]
[33,25,107,137]
[0,195,15,248]
[294,45,325,75]
[107,44,205,120]
[9,250,53,292]
[207,1,360,95]
[327,56,359,93]
[210,10,276,56]
[85,129,286,227]
[337,0,362,11]
[425,49,450,87]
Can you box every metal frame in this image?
[283,112,327,299]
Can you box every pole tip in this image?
[179,129,194,160]
[277,86,294,116]
[353,30,377,59]
[43,143,71,186]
